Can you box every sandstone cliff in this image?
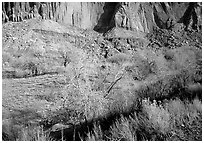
[2,2,202,33]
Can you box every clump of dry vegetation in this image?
[85,98,202,141]
[4,97,202,141]
[2,19,202,141]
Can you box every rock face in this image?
[110,2,202,32]
[2,2,202,32]
[2,2,107,30]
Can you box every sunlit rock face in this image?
[110,2,202,32]
[2,2,202,32]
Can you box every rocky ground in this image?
[2,15,202,141]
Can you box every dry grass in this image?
[2,19,201,141]
[110,115,136,141]
[142,99,171,134]
[3,75,202,141]
[3,124,51,141]
[85,97,202,141]
[18,126,50,141]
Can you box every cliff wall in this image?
[2,2,202,33]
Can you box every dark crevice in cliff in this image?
[153,6,166,29]
[178,2,200,30]
[160,2,168,14]
[93,2,119,33]
[4,2,10,15]
[29,2,36,8]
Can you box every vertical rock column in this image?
[111,2,149,32]
[51,2,105,30]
